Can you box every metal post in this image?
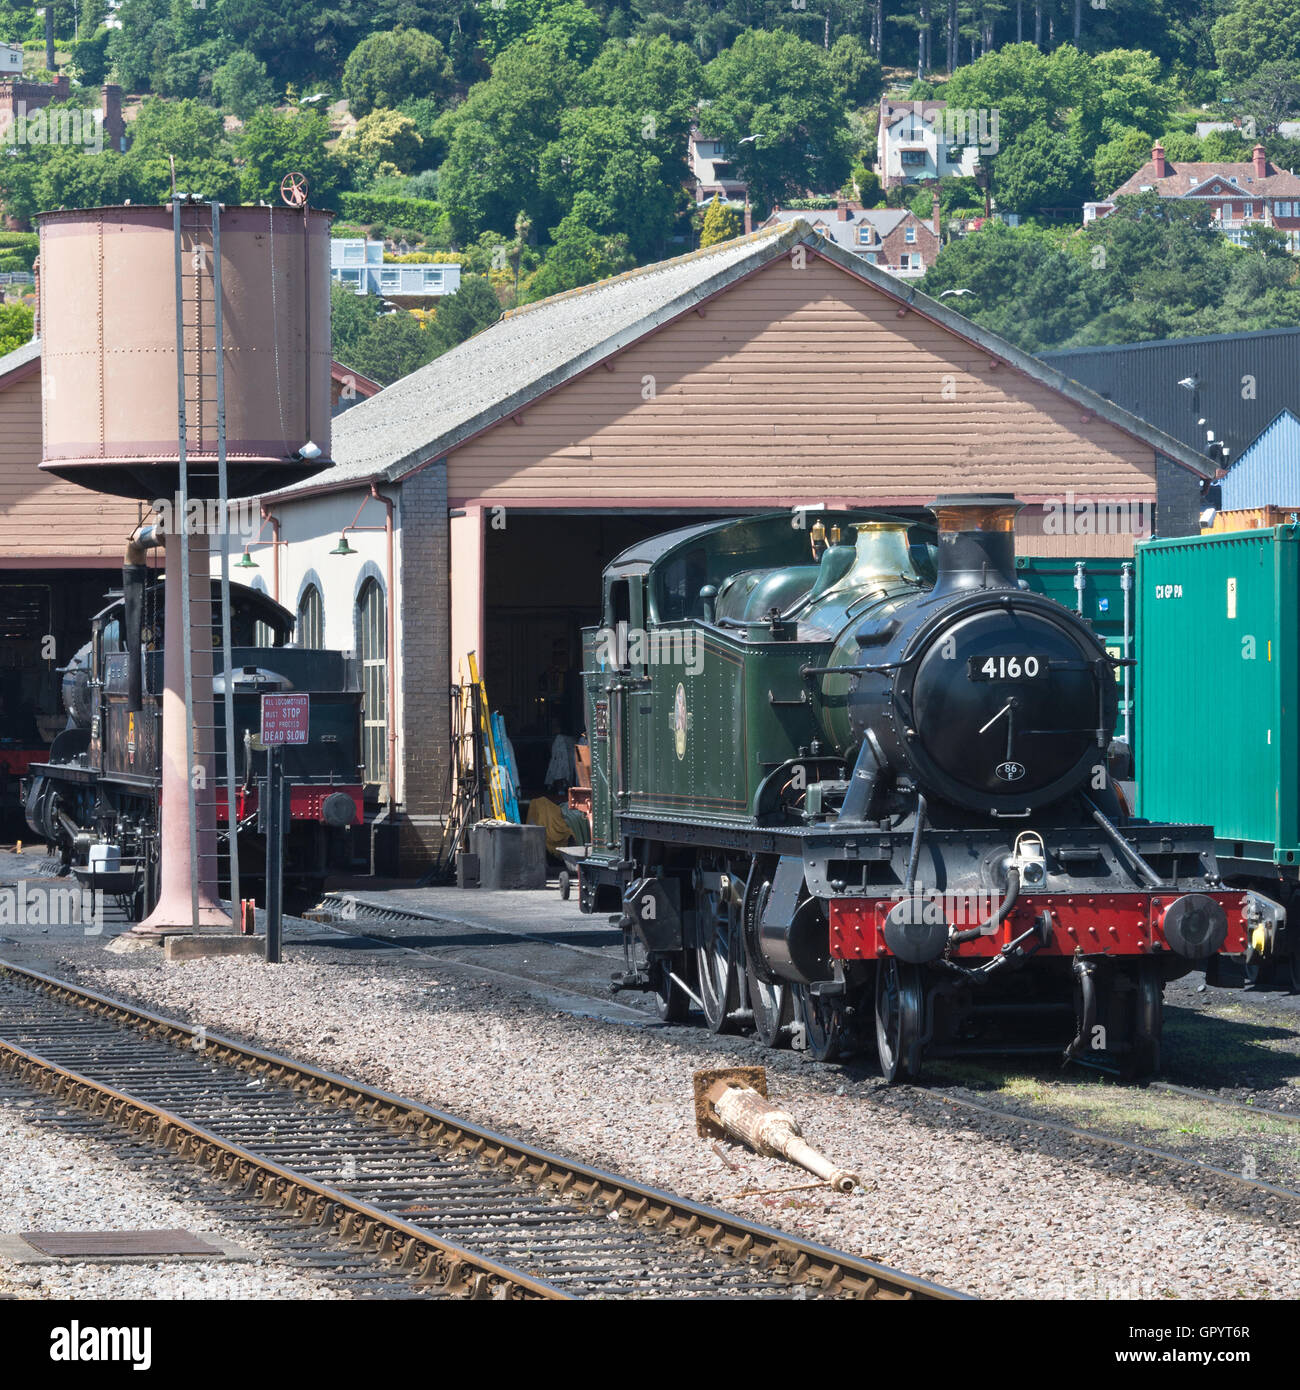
[173,196,201,930]
[212,199,241,923]
[265,745,283,964]
[1073,560,1086,616]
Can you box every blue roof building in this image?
[1218,409,1300,509]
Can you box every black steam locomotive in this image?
[24,562,364,914]
[580,497,1250,1080]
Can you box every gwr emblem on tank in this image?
[995,761,1027,782]
[673,683,688,760]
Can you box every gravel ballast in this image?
[73,955,1300,1300]
[0,1103,343,1300]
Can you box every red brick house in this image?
[763,203,942,278]
[1086,142,1300,252]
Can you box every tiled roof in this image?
[269,224,798,496]
[1109,159,1300,200]
[880,98,947,129]
[0,336,41,382]
[265,218,1216,500]
[764,207,915,250]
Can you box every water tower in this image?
[37,198,333,932]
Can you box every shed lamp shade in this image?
[330,533,358,556]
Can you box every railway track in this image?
[0,959,963,1302]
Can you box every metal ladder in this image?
[171,195,241,929]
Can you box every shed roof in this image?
[1219,409,1300,509]
[268,220,1214,502]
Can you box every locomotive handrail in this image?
[801,661,904,679]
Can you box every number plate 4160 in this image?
[967,654,1047,681]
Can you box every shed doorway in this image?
[481,510,728,798]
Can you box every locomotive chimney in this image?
[928,494,1023,595]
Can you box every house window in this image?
[866,252,878,264]
[297,584,324,649]
[339,268,361,286]
[356,578,388,787]
[905,226,917,243]
[423,269,443,289]
[855,224,873,245]
[901,149,926,166]
[380,268,399,288]
[343,243,363,264]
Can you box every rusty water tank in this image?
[37,203,333,500]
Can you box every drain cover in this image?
[20,1230,225,1257]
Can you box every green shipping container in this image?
[1136,526,1300,867]
[1014,555,1135,743]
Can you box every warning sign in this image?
[261,692,310,746]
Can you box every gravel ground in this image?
[77,954,1300,1300]
[0,1103,344,1300]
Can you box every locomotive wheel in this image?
[875,958,923,1083]
[748,964,791,1049]
[1123,962,1163,1080]
[694,866,741,1033]
[650,957,690,1024]
[791,984,842,1062]
[558,869,571,901]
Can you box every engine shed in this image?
[235,220,1216,868]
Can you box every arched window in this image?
[297,583,324,649]
[356,577,387,786]
[249,577,276,647]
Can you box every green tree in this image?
[703,30,853,214]
[1157,130,1203,161]
[218,0,363,89]
[330,280,382,365]
[1085,49,1176,143]
[337,110,425,183]
[237,107,343,206]
[699,194,741,246]
[993,120,1089,216]
[1092,126,1155,197]
[476,0,602,63]
[211,51,276,122]
[538,105,678,260]
[826,34,883,109]
[1231,60,1300,136]
[436,39,578,240]
[342,28,454,118]
[347,310,438,385]
[581,36,704,176]
[427,272,501,350]
[0,302,34,357]
[523,193,634,300]
[106,0,174,92]
[1212,0,1300,83]
[943,41,1093,152]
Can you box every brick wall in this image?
[1155,454,1204,538]
[876,214,940,272]
[396,460,451,863]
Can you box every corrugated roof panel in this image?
[1042,327,1300,466]
[1219,409,1300,508]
